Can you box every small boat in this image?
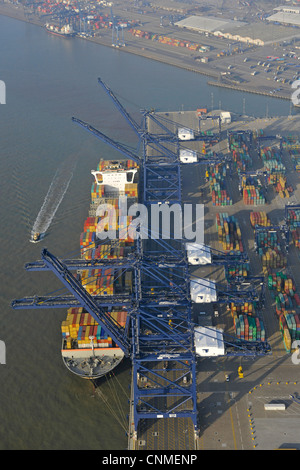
[30,232,42,243]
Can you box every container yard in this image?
[142,109,300,450]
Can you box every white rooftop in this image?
[186,243,212,265]
[266,11,300,26]
[190,278,217,303]
[194,326,225,357]
[175,15,247,33]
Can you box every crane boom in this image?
[72,117,141,164]
[40,248,131,355]
[98,77,141,137]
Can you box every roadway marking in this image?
[229,404,238,450]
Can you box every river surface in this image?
[0,14,295,450]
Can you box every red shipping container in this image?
[294,293,300,306]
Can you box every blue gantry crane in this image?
[110,6,125,47]
[12,78,271,440]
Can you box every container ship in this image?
[45,23,76,38]
[61,159,139,379]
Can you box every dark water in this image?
[0,14,294,450]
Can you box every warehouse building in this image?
[266,11,300,27]
[174,15,264,45]
[175,15,247,34]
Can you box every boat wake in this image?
[31,154,78,241]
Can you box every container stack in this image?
[211,188,232,206]
[250,211,271,228]
[80,232,96,257]
[243,186,265,205]
[77,325,113,349]
[208,164,232,206]
[279,312,300,351]
[129,28,211,52]
[261,250,286,273]
[256,228,286,273]
[231,304,266,341]
[264,160,286,177]
[271,175,292,198]
[286,209,300,249]
[291,228,300,249]
[288,149,300,172]
[256,229,281,251]
[91,183,104,201]
[231,302,256,316]
[94,244,125,260]
[107,310,127,328]
[260,146,286,179]
[62,307,126,350]
[241,175,265,205]
[216,213,243,253]
[267,271,300,352]
[287,209,300,228]
[268,271,300,313]
[229,133,252,172]
[279,313,292,352]
[125,183,138,198]
[282,135,300,171]
[260,146,282,164]
[225,263,249,281]
[81,267,114,296]
[252,129,264,140]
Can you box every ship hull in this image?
[29,233,44,243]
[45,25,75,38]
[46,29,75,38]
[61,344,124,379]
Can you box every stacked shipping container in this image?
[260,147,286,183]
[250,211,271,228]
[207,164,232,206]
[230,303,266,341]
[216,213,243,253]
[129,28,211,52]
[268,271,300,352]
[62,307,128,350]
[61,158,138,353]
[287,209,300,249]
[256,229,287,273]
[228,132,252,172]
[283,135,300,171]
[225,263,249,281]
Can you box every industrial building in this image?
[266,11,300,27]
[174,15,247,35]
[174,15,265,46]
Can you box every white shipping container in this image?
[264,403,286,411]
